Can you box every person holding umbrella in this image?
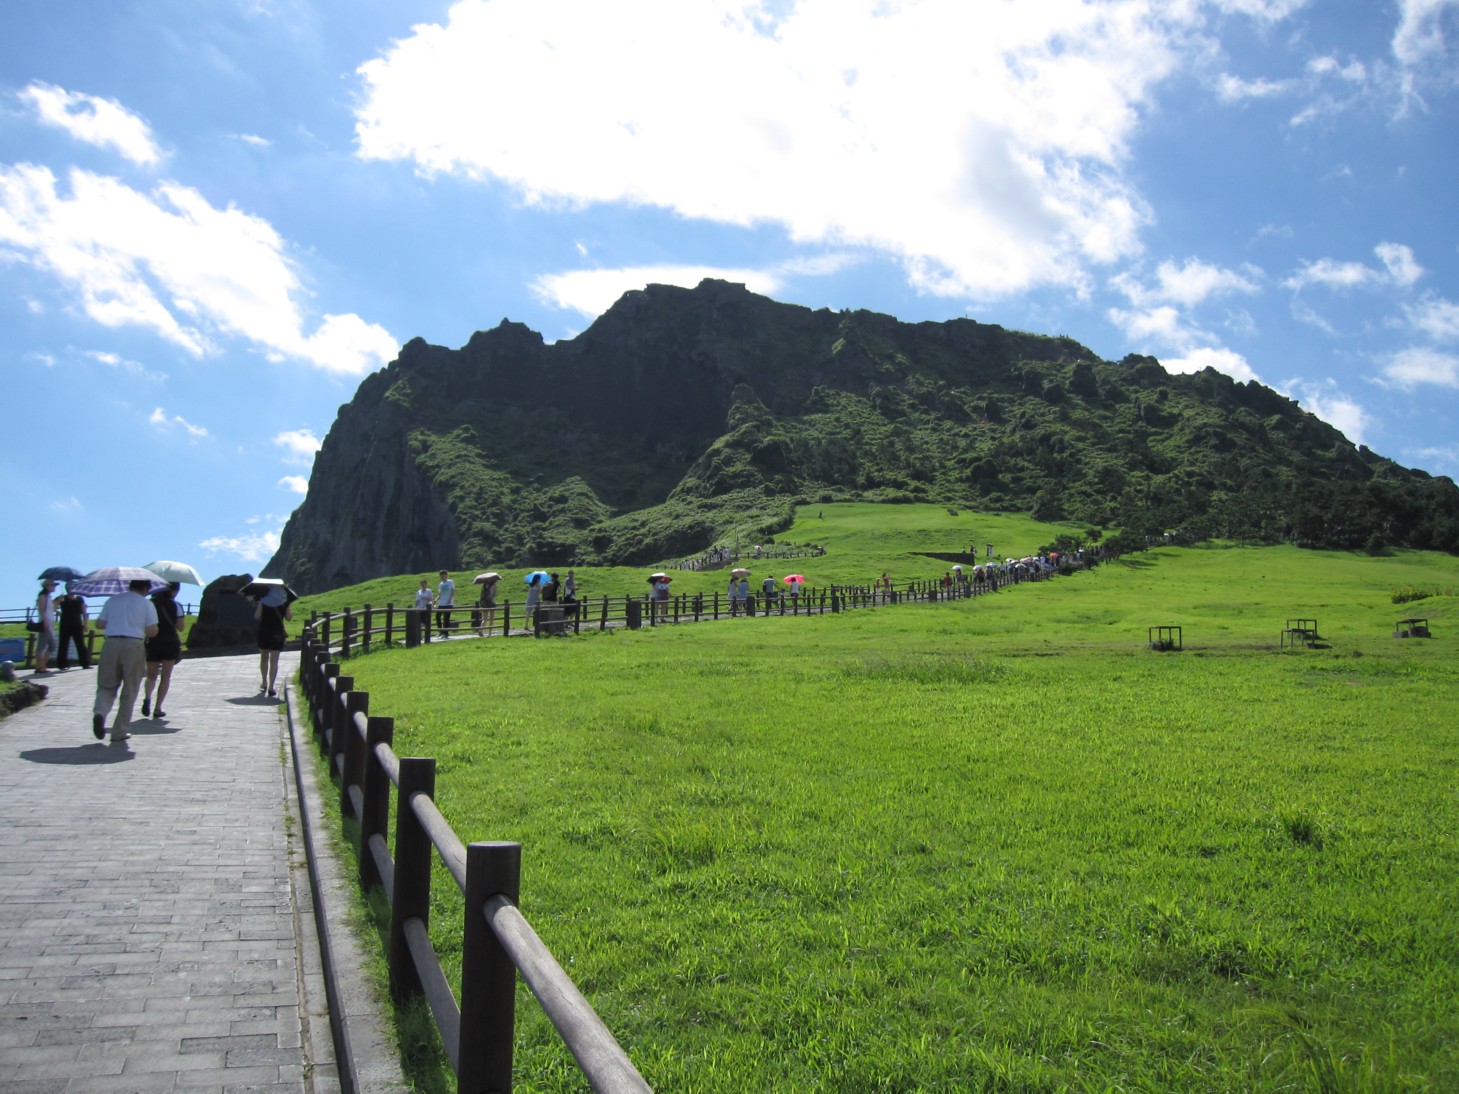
[524,571,545,631]
[473,573,500,636]
[92,579,159,743]
[141,583,184,718]
[255,585,292,697]
[54,584,91,670]
[649,573,671,623]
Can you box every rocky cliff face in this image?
[264,279,1459,593]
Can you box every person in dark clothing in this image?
[54,589,91,670]
[142,583,184,717]
[255,591,292,697]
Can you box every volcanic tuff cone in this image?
[265,279,1459,593]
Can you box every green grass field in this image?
[325,505,1458,1091]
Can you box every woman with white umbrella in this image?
[473,573,500,636]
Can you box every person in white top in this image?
[92,579,159,744]
[435,569,455,631]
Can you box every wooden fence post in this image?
[359,715,394,892]
[329,675,355,779]
[363,604,373,653]
[340,689,369,817]
[390,757,436,1004]
[386,603,395,645]
[458,842,522,1093]
[315,662,340,744]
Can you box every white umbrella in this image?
[240,577,298,605]
[474,572,501,584]
[142,560,205,586]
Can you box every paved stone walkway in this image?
[0,653,339,1093]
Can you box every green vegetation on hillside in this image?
[323,505,1459,1091]
[268,281,1459,596]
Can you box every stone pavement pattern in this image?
[0,653,339,1093]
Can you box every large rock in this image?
[186,574,260,652]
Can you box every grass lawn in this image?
[327,505,1459,1091]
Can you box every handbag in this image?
[25,611,43,633]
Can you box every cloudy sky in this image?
[4,0,1458,610]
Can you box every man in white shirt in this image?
[435,569,456,631]
[93,579,159,744]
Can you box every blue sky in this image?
[4,0,1458,610]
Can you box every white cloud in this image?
[1210,0,1309,18]
[1114,258,1261,308]
[1376,242,1423,286]
[1306,55,1366,82]
[1216,73,1293,101]
[1407,443,1459,476]
[1282,257,1381,291]
[278,475,309,494]
[85,348,166,381]
[1108,304,1197,350]
[149,406,209,439]
[198,527,282,564]
[0,163,397,375]
[1405,294,1459,341]
[19,82,162,166]
[1283,381,1370,444]
[534,265,789,319]
[236,133,272,148]
[1392,0,1459,67]
[49,495,83,515]
[273,428,322,463]
[532,254,862,318]
[1162,346,1261,384]
[354,0,1212,300]
[1382,346,1459,388]
[1283,242,1423,292]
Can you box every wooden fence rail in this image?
[304,565,1063,660]
[299,632,653,1093]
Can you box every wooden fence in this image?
[305,566,1059,656]
[299,631,654,1093]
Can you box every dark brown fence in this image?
[304,567,1049,656]
[299,632,653,1093]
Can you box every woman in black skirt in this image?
[142,583,184,717]
[255,592,292,697]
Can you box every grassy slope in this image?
[291,506,1092,621]
[332,504,1458,1092]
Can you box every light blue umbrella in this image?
[525,570,550,585]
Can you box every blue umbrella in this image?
[525,570,550,585]
[70,566,169,598]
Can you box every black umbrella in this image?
[37,566,86,584]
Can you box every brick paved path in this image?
[0,653,340,1092]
